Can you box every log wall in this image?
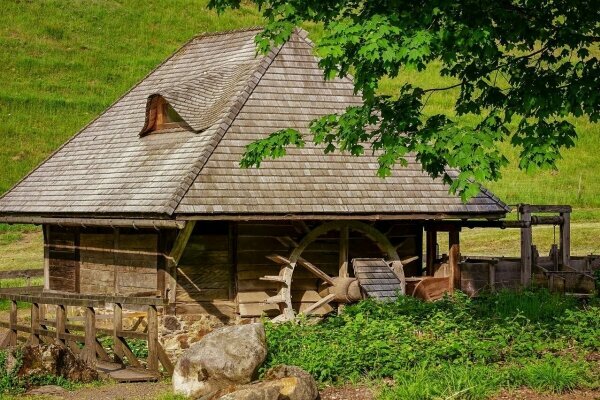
[47,226,80,292]
[46,226,164,296]
[174,222,235,319]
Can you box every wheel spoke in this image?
[299,294,336,317]
[297,258,335,286]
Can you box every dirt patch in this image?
[493,388,600,400]
[320,384,375,400]
[65,381,170,400]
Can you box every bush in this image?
[263,289,600,397]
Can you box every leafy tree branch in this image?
[210,0,600,200]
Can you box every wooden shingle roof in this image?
[0,28,509,220]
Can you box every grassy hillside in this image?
[0,0,599,214]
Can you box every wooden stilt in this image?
[449,230,460,291]
[520,208,532,286]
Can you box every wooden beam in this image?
[560,212,571,268]
[0,216,185,229]
[426,230,437,276]
[519,204,572,214]
[300,294,336,316]
[338,225,349,278]
[30,303,40,346]
[168,221,196,265]
[81,307,96,366]
[43,225,50,290]
[449,231,460,291]
[520,210,532,286]
[146,305,159,372]
[56,305,66,346]
[113,303,124,365]
[7,300,17,346]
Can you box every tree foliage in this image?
[210,0,599,200]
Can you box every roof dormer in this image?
[140,95,190,136]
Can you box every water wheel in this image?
[260,221,403,322]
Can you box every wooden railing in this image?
[0,287,173,375]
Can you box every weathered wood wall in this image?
[47,226,80,292]
[47,220,423,319]
[47,226,165,296]
[174,222,236,319]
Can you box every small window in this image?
[141,95,187,135]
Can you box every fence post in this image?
[113,303,124,365]
[56,305,66,345]
[147,305,159,372]
[8,300,17,346]
[30,303,40,345]
[81,307,96,365]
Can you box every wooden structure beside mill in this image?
[0,28,593,333]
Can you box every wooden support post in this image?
[426,230,437,276]
[339,225,349,278]
[8,300,17,346]
[30,303,40,345]
[166,221,196,305]
[113,303,124,365]
[449,231,460,291]
[560,211,571,268]
[81,307,96,365]
[520,209,532,286]
[146,305,159,372]
[488,263,496,292]
[43,225,50,290]
[56,305,66,345]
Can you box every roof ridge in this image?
[165,39,285,215]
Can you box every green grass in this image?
[264,291,600,399]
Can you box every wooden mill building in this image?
[0,28,510,321]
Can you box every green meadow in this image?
[0,0,598,252]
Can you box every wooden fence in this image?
[0,287,173,376]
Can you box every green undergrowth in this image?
[263,290,600,399]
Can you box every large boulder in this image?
[173,323,268,398]
[15,344,98,383]
[217,365,319,400]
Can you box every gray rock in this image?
[217,365,319,400]
[264,365,319,400]
[173,323,267,398]
[218,384,281,400]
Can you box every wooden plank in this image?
[117,337,143,368]
[81,307,96,365]
[30,303,40,345]
[157,343,174,375]
[7,300,17,346]
[146,305,159,372]
[113,303,124,365]
[300,294,335,316]
[449,230,460,291]
[520,210,532,286]
[169,221,196,265]
[560,212,571,268]
[0,269,44,280]
[297,258,335,286]
[339,226,349,278]
[519,204,572,214]
[56,305,66,345]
